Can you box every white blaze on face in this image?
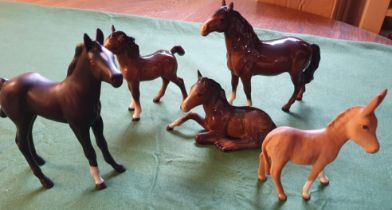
[90,166,104,185]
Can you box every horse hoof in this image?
[258,176,267,182]
[281,106,290,112]
[166,125,173,131]
[40,177,54,189]
[153,98,160,103]
[296,97,303,101]
[128,107,135,112]
[320,180,329,186]
[35,156,46,166]
[278,194,287,201]
[132,117,140,121]
[114,164,126,173]
[302,194,311,201]
[96,182,107,190]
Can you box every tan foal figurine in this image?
[258,89,387,201]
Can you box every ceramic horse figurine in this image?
[0,29,126,190]
[167,71,276,151]
[104,25,188,121]
[258,89,387,201]
[200,0,320,112]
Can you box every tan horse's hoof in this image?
[132,117,140,121]
[153,98,161,103]
[95,182,107,190]
[166,125,173,131]
[128,107,135,112]
[302,193,311,201]
[258,175,267,182]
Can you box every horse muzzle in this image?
[200,23,210,36]
[110,73,123,88]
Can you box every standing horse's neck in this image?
[224,12,260,53]
[325,108,357,149]
[66,50,101,97]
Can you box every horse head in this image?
[181,71,224,112]
[104,25,140,58]
[200,0,234,36]
[83,29,123,88]
[347,89,387,153]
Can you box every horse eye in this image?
[362,125,369,130]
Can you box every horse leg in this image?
[318,170,329,185]
[166,112,206,130]
[240,75,252,106]
[91,116,126,173]
[70,124,105,190]
[228,73,239,105]
[302,163,326,200]
[282,76,301,112]
[127,83,135,111]
[270,160,288,201]
[296,85,305,101]
[214,138,259,151]
[129,81,141,121]
[258,152,267,181]
[171,76,187,101]
[195,130,220,145]
[16,121,53,188]
[27,116,45,166]
[153,78,169,103]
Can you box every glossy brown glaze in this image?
[201,0,321,112]
[167,71,276,151]
[258,89,387,201]
[0,29,126,190]
[104,26,187,121]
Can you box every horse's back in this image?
[0,72,63,121]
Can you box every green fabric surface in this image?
[0,1,391,209]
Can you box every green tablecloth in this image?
[0,1,391,209]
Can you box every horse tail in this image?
[303,44,320,84]
[170,45,185,56]
[0,77,8,118]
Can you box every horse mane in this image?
[327,106,361,129]
[123,33,140,58]
[204,78,227,101]
[67,43,84,77]
[228,10,260,47]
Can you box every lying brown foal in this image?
[167,71,276,151]
[105,25,187,121]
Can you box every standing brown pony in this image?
[258,89,387,201]
[201,1,320,112]
[0,29,125,190]
[104,26,188,121]
[167,71,276,151]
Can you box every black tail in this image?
[303,44,320,84]
[170,45,185,56]
[0,77,7,118]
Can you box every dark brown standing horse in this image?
[0,29,125,190]
[200,0,320,112]
[167,71,276,151]
[104,26,188,121]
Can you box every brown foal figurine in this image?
[104,26,187,121]
[167,71,276,151]
[201,1,320,112]
[258,89,387,201]
[0,29,125,189]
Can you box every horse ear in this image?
[112,25,116,32]
[228,2,234,11]
[362,89,387,116]
[84,33,93,51]
[197,70,203,80]
[222,0,226,6]
[96,28,104,45]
